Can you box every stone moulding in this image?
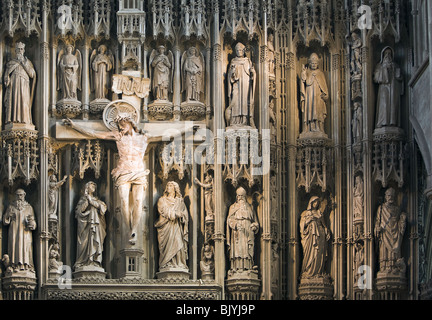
[42,280,222,300]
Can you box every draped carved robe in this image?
[155,195,189,270]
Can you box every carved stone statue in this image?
[374,47,403,129]
[3,42,36,126]
[268,33,276,77]
[300,53,329,135]
[226,187,259,272]
[299,196,331,278]
[64,110,190,245]
[181,47,204,102]
[150,45,173,101]
[90,44,114,100]
[269,100,277,144]
[374,188,407,273]
[354,242,364,284]
[200,242,215,278]
[74,181,107,270]
[350,32,363,78]
[57,45,82,100]
[194,174,214,221]
[155,181,189,271]
[353,175,364,238]
[3,189,37,272]
[225,42,256,128]
[352,102,363,144]
[48,242,63,272]
[48,174,68,219]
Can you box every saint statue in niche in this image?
[74,181,107,270]
[225,42,256,128]
[57,44,82,101]
[155,181,189,271]
[3,42,36,126]
[150,45,173,101]
[299,196,331,278]
[352,102,363,144]
[374,47,404,129]
[374,188,407,273]
[3,189,37,273]
[194,174,214,222]
[48,174,68,219]
[63,105,192,246]
[300,53,329,135]
[226,187,259,273]
[90,44,114,100]
[181,47,204,102]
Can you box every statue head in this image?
[15,42,26,57]
[384,188,396,204]
[49,174,58,182]
[308,53,320,70]
[157,45,166,54]
[66,44,74,54]
[164,181,182,198]
[236,187,247,202]
[84,181,97,196]
[235,42,246,57]
[114,112,140,134]
[381,47,394,64]
[307,196,320,210]
[188,47,197,56]
[98,45,107,54]
[15,189,26,201]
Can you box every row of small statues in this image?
[3,41,402,135]
[3,183,404,281]
[4,182,260,278]
[299,187,407,280]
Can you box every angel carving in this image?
[149,45,173,101]
[181,47,204,102]
[57,44,82,100]
[90,44,114,100]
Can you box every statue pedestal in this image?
[225,269,261,300]
[376,271,407,300]
[90,98,110,114]
[1,124,39,185]
[148,100,173,121]
[156,267,191,280]
[298,131,330,145]
[56,99,82,118]
[118,248,144,279]
[2,270,37,300]
[49,266,63,280]
[298,275,333,300]
[180,100,206,121]
[373,126,405,141]
[73,265,106,280]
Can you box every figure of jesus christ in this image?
[63,114,192,245]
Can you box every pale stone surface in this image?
[226,187,259,274]
[3,189,36,272]
[155,181,189,272]
[300,53,329,135]
[225,42,256,128]
[3,42,36,125]
[74,181,107,270]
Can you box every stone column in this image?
[331,51,344,300]
[362,37,375,301]
[259,24,271,300]
[81,39,91,120]
[212,4,226,298]
[286,50,299,300]
[173,46,181,121]
[36,4,51,296]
